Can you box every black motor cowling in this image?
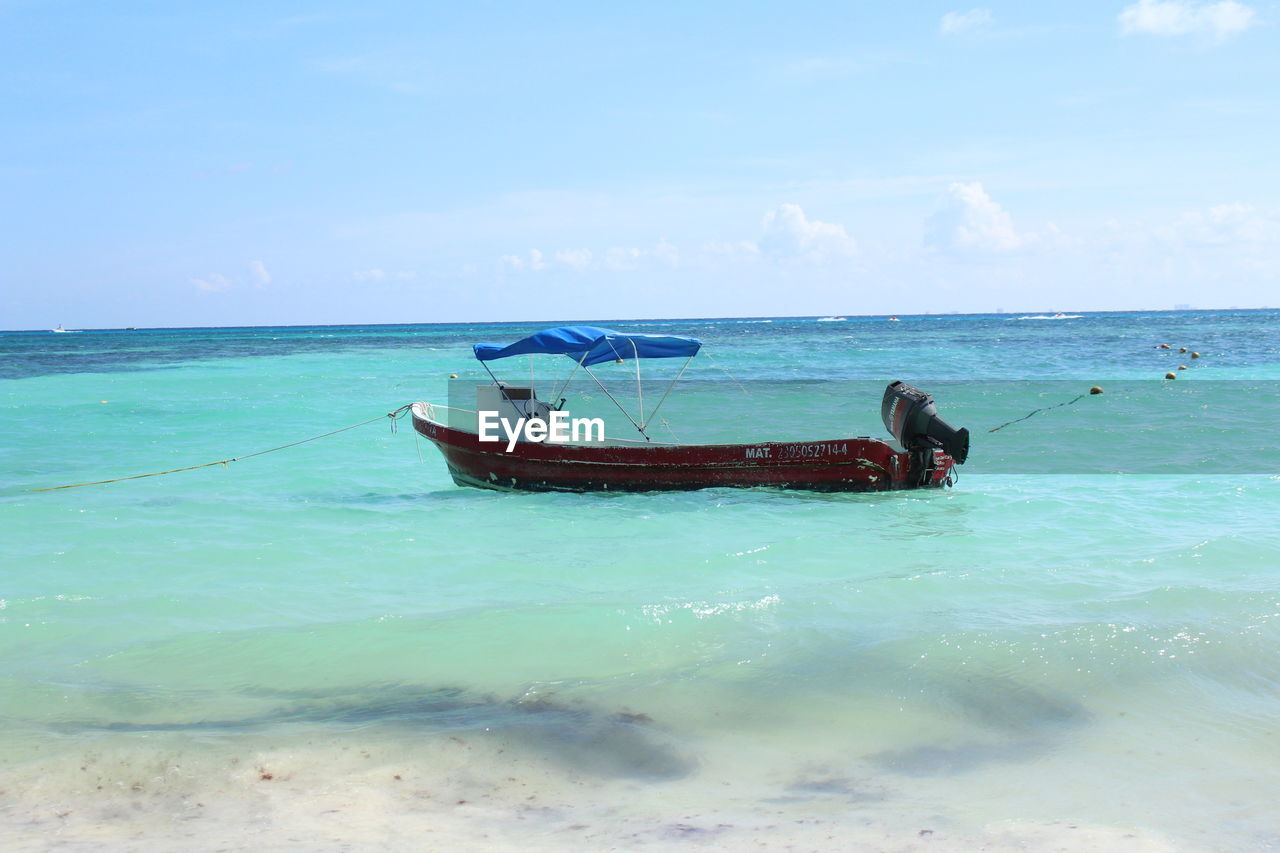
[881,381,969,464]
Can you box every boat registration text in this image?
[745,443,849,459]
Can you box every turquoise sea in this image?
[3,310,1279,851]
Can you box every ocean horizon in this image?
[3,308,1279,851]
[8,305,1277,335]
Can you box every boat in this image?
[410,326,968,493]
[52,324,71,333]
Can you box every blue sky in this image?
[2,1,1277,328]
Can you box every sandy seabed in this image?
[0,726,1193,853]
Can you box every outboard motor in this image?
[881,381,969,464]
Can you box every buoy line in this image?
[28,405,412,493]
[29,384,1121,490]
[987,389,1099,434]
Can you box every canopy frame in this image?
[472,326,702,443]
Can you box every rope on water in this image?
[987,394,1086,433]
[29,405,413,493]
[704,351,753,399]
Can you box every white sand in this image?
[0,727,1194,852]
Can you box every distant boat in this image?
[888,316,900,322]
[51,324,76,333]
[817,316,847,322]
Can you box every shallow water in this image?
[2,311,1279,851]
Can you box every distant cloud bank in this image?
[499,204,857,274]
[501,241,680,275]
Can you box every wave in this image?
[1012,314,1083,321]
[816,317,847,322]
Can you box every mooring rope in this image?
[987,394,1087,433]
[703,351,753,399]
[28,405,413,493]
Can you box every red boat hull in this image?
[412,408,954,493]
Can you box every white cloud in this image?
[191,273,232,293]
[351,267,418,281]
[1166,203,1280,245]
[501,243,679,274]
[249,260,271,285]
[498,220,853,276]
[500,249,547,272]
[1118,0,1255,40]
[940,8,994,35]
[705,240,762,261]
[925,182,1028,253]
[652,239,680,266]
[554,248,593,271]
[757,203,858,263]
[596,242,679,270]
[602,247,643,271]
[515,210,858,270]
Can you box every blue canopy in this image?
[473,326,701,367]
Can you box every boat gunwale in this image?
[409,401,895,458]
